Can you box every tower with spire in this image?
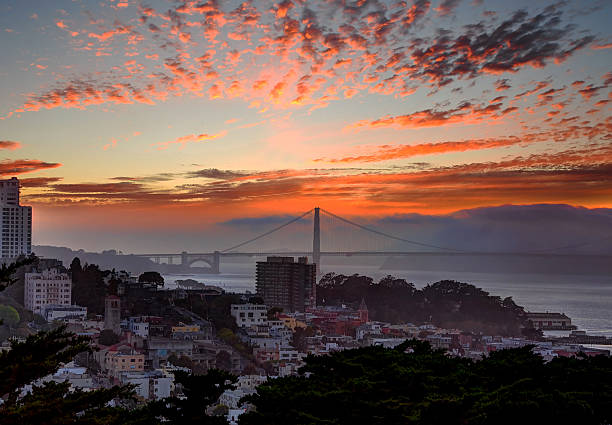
[358,298,368,323]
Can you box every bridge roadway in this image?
[130,251,612,274]
[133,251,610,258]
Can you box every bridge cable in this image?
[320,208,464,252]
[221,209,314,253]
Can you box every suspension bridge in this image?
[131,207,612,274]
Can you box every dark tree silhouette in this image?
[138,271,164,286]
[147,369,236,424]
[240,340,612,425]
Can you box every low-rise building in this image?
[525,312,575,330]
[120,370,172,400]
[145,337,193,369]
[42,304,87,322]
[227,408,247,425]
[107,351,145,378]
[235,375,268,391]
[219,388,249,409]
[231,304,268,327]
[94,342,145,378]
[127,317,150,338]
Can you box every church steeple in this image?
[358,298,368,323]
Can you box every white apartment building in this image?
[120,371,172,400]
[24,268,72,314]
[0,177,32,259]
[230,304,268,327]
[42,305,87,322]
[128,317,150,338]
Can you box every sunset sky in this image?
[0,0,610,252]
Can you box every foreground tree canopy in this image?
[240,340,612,425]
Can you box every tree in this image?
[267,306,283,320]
[215,350,232,372]
[239,340,612,425]
[0,256,35,292]
[69,257,82,274]
[291,326,315,352]
[138,271,164,286]
[148,369,236,424]
[0,304,20,327]
[316,275,529,335]
[99,329,120,346]
[72,263,107,315]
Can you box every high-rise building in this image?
[0,177,32,259]
[24,268,72,314]
[255,256,316,313]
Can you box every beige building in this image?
[94,342,145,378]
[24,268,71,314]
[108,352,145,378]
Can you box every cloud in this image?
[410,8,594,86]
[109,173,176,183]
[0,140,21,150]
[374,204,612,254]
[153,130,227,150]
[0,159,62,176]
[346,100,510,131]
[591,42,612,50]
[185,168,248,180]
[220,215,299,227]
[435,0,462,16]
[21,79,157,112]
[22,141,612,217]
[6,2,596,119]
[49,182,144,193]
[19,177,63,187]
[316,137,526,163]
[495,79,511,91]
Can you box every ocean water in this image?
[163,262,612,338]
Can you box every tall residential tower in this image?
[0,177,32,259]
[255,256,316,313]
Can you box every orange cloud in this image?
[23,145,612,216]
[153,130,227,150]
[0,140,22,150]
[346,101,509,131]
[591,42,612,50]
[0,159,62,176]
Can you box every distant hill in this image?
[32,245,161,274]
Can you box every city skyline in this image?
[0,0,610,251]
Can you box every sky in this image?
[0,0,610,252]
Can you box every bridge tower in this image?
[313,207,321,273]
[212,251,220,274]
